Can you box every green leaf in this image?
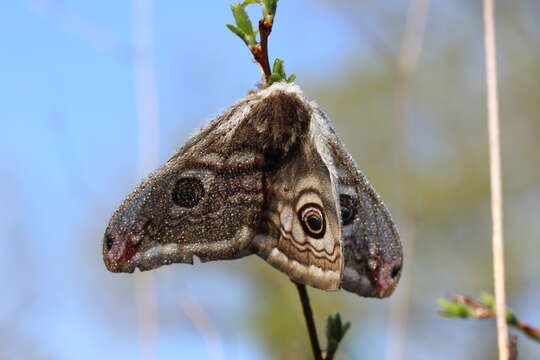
[480,292,495,309]
[230,2,256,45]
[272,58,284,76]
[226,0,291,86]
[269,73,281,85]
[506,309,517,324]
[325,313,351,355]
[269,58,293,85]
[437,299,471,318]
[342,321,351,335]
[262,0,279,20]
[226,24,249,45]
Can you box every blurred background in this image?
[1,0,539,359]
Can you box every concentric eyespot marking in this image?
[172,177,205,208]
[339,194,358,226]
[298,203,326,239]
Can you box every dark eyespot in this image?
[298,204,326,239]
[105,234,114,251]
[391,264,402,279]
[172,177,205,208]
[339,194,358,226]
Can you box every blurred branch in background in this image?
[133,0,160,359]
[482,0,509,358]
[27,0,129,209]
[439,293,540,343]
[0,184,56,360]
[510,335,518,360]
[386,1,430,360]
[180,295,224,360]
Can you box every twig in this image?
[509,334,518,360]
[482,0,509,358]
[227,1,293,88]
[325,348,336,360]
[252,19,273,84]
[440,294,540,343]
[294,282,323,360]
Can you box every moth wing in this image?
[252,95,344,291]
[319,107,403,298]
[103,96,266,273]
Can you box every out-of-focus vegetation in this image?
[1,1,539,359]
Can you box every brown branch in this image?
[325,345,337,360]
[294,282,323,360]
[509,334,518,360]
[251,19,273,86]
[449,294,540,343]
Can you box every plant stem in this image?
[252,19,272,85]
[446,294,540,343]
[325,346,337,360]
[294,282,323,360]
[509,334,518,360]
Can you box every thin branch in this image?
[397,0,430,78]
[294,282,323,360]
[325,345,337,360]
[227,2,293,88]
[181,296,224,360]
[133,0,160,177]
[509,334,518,360]
[443,294,540,343]
[250,19,273,86]
[482,0,509,359]
[134,272,159,360]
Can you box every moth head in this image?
[340,191,403,298]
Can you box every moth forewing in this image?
[103,93,266,273]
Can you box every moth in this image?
[103,82,402,298]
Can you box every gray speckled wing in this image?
[103,94,267,272]
[312,105,403,298]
